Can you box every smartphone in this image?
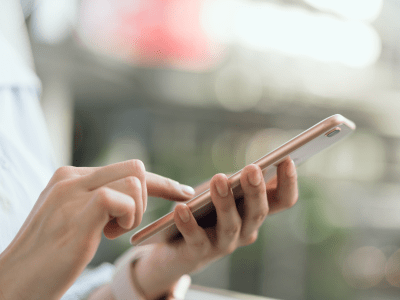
[130,114,356,246]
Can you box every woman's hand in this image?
[134,158,298,300]
[0,160,194,300]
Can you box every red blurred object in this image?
[78,0,225,70]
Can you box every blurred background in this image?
[18,0,400,298]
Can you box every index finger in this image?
[80,161,194,201]
[83,160,146,192]
[146,172,195,201]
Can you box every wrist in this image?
[111,244,191,300]
[131,261,191,300]
[132,260,180,300]
[133,244,187,300]
[112,245,163,300]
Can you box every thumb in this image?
[146,172,195,201]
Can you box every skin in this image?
[0,3,299,299]
[0,3,299,300]
[0,158,297,300]
[89,158,298,300]
[0,159,195,300]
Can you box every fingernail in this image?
[180,184,195,196]
[178,205,190,223]
[216,180,229,197]
[286,159,296,177]
[170,179,195,196]
[248,170,262,186]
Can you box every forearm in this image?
[0,249,53,300]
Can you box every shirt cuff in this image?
[61,263,115,300]
[111,245,191,300]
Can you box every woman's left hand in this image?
[133,158,298,300]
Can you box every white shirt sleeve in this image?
[0,28,113,300]
[0,17,191,300]
[0,84,119,300]
[61,263,115,300]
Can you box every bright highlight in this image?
[201,0,381,68]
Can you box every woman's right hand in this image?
[0,159,194,300]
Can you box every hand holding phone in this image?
[132,161,295,300]
[131,114,356,246]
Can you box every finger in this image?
[81,160,193,205]
[210,174,241,253]
[83,159,145,191]
[104,176,143,232]
[174,204,211,259]
[267,158,298,214]
[238,164,269,245]
[82,160,147,213]
[146,172,195,201]
[84,187,136,239]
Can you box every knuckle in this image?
[252,209,268,223]
[127,159,145,176]
[50,180,71,198]
[192,239,207,249]
[166,178,178,190]
[94,188,111,208]
[244,232,258,245]
[96,187,109,199]
[242,179,265,198]
[191,239,210,256]
[52,181,65,192]
[225,245,237,255]
[223,224,240,237]
[54,166,74,179]
[125,176,141,190]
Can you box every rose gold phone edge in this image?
[130,114,356,246]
